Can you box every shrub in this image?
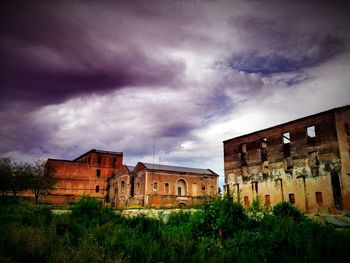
[272,201,305,222]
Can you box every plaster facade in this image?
[223,106,350,213]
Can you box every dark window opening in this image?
[112,158,117,166]
[201,185,206,191]
[289,193,295,204]
[121,180,125,191]
[265,195,271,205]
[261,138,268,162]
[345,122,350,136]
[316,192,323,205]
[165,183,169,194]
[95,185,100,193]
[241,143,248,166]
[97,156,102,166]
[254,182,258,194]
[96,169,101,177]
[308,151,320,177]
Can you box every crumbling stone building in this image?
[46,149,123,204]
[223,106,350,213]
[109,162,219,208]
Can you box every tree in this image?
[0,157,12,196]
[10,162,32,197]
[29,160,56,205]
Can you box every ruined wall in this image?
[334,107,350,210]
[224,108,349,213]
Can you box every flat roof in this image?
[73,149,123,161]
[223,105,349,143]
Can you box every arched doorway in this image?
[177,179,186,196]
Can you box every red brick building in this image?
[109,162,219,208]
[223,106,350,213]
[46,149,123,204]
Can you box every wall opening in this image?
[331,171,343,209]
[316,192,323,205]
[261,138,268,162]
[95,185,100,193]
[97,156,102,166]
[153,182,158,191]
[165,183,169,194]
[96,169,101,177]
[177,179,186,196]
[289,193,295,204]
[241,143,247,166]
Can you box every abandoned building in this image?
[223,105,350,213]
[108,162,219,208]
[46,149,123,204]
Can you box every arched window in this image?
[177,179,186,196]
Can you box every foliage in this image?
[272,201,305,221]
[0,158,56,204]
[0,197,350,263]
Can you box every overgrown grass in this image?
[0,196,349,262]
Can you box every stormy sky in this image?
[1,0,350,187]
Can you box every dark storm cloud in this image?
[227,35,347,75]
[0,0,185,108]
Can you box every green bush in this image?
[272,201,305,221]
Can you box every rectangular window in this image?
[307,125,316,138]
[261,138,268,162]
[112,158,117,166]
[243,196,249,206]
[241,143,248,166]
[345,122,350,136]
[153,182,158,191]
[282,132,290,144]
[316,192,323,205]
[95,185,100,193]
[96,169,101,177]
[289,193,295,204]
[165,183,169,194]
[265,195,271,205]
[97,156,102,166]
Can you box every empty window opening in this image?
[153,182,158,191]
[316,192,323,205]
[265,195,271,205]
[96,169,101,177]
[97,156,102,165]
[308,151,320,177]
[261,138,268,162]
[307,126,316,138]
[282,132,290,144]
[177,179,186,196]
[243,196,249,206]
[95,185,100,193]
[201,185,206,191]
[289,193,295,204]
[112,158,117,166]
[121,180,125,191]
[254,182,258,194]
[165,183,169,194]
[241,143,248,166]
[345,122,350,136]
